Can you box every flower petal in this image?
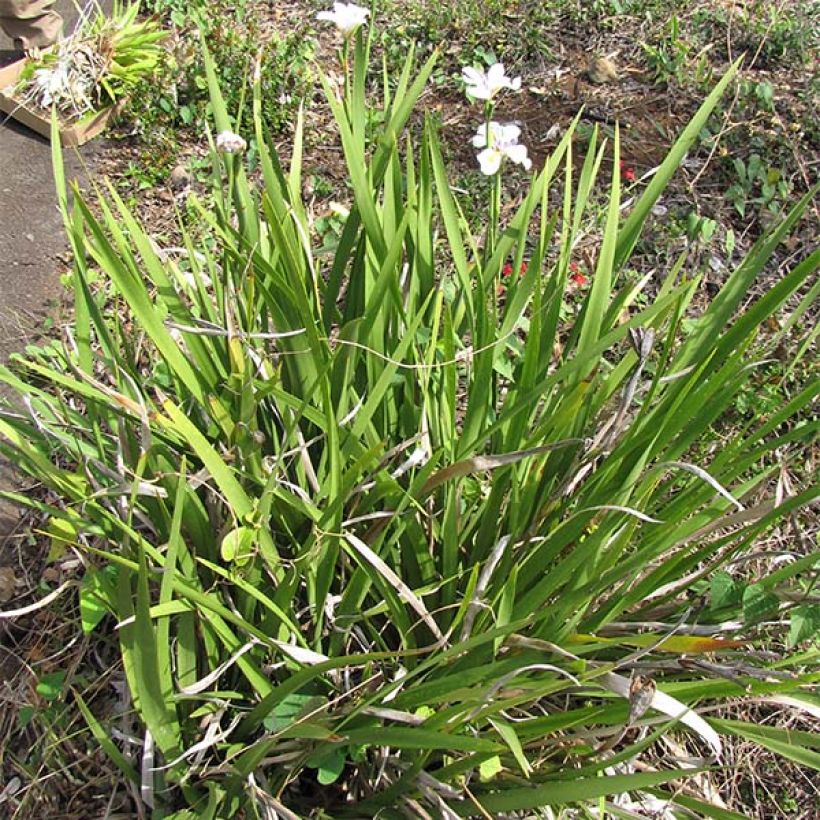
[471,124,489,148]
[504,143,529,167]
[487,62,506,87]
[477,148,502,176]
[316,3,369,36]
[468,85,492,100]
[498,123,521,143]
[487,121,504,143]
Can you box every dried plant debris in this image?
[10,1,163,119]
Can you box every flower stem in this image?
[341,40,351,112]
[484,101,499,264]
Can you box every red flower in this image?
[569,261,588,287]
[502,261,528,278]
[619,160,636,182]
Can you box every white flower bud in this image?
[215,130,247,155]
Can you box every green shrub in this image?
[693,0,818,69]
[381,0,558,69]
[1,26,818,818]
[127,0,314,143]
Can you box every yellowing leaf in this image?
[624,634,746,653]
[572,633,746,654]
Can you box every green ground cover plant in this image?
[0,10,817,817]
[379,0,559,72]
[122,0,314,183]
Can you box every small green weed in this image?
[641,14,690,85]
[641,13,714,87]
[726,153,790,218]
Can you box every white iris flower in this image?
[316,3,370,38]
[472,122,532,176]
[462,63,521,101]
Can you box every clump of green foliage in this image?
[125,0,314,172]
[0,23,817,818]
[693,0,818,69]
[380,0,558,70]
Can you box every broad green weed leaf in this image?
[789,605,820,647]
[46,516,77,562]
[36,671,65,702]
[479,755,503,782]
[264,693,328,732]
[710,571,741,611]
[308,744,347,785]
[742,583,779,624]
[79,565,118,634]
[220,526,255,565]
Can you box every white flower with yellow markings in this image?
[472,122,532,176]
[462,63,521,101]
